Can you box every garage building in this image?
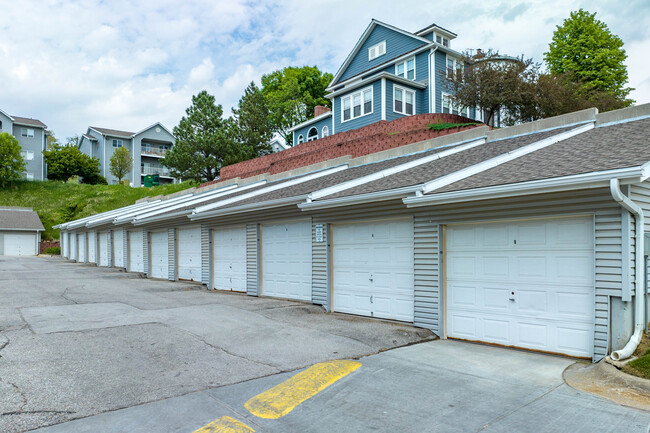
[0,207,44,256]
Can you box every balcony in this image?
[141,166,172,177]
[141,146,169,158]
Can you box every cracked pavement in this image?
[0,256,433,432]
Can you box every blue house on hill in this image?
[289,19,483,146]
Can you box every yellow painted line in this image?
[193,416,255,433]
[245,360,361,419]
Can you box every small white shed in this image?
[0,207,44,256]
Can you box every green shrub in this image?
[44,247,61,255]
[427,122,481,131]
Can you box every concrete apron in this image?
[30,340,650,433]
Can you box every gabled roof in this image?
[132,122,174,138]
[414,23,457,38]
[329,19,431,88]
[82,133,97,141]
[11,116,47,128]
[287,111,332,132]
[89,126,136,138]
[0,207,44,231]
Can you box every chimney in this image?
[314,105,331,117]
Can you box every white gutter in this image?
[190,196,306,221]
[404,166,644,207]
[420,122,595,194]
[306,138,486,202]
[87,192,196,227]
[299,185,422,211]
[192,165,348,216]
[610,178,646,361]
[132,182,264,223]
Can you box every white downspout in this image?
[610,178,646,361]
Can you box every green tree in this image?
[162,90,240,182]
[233,81,273,158]
[109,146,133,182]
[544,9,632,103]
[261,66,333,144]
[43,141,105,184]
[0,132,26,187]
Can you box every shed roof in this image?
[0,207,45,231]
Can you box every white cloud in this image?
[0,0,647,141]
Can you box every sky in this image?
[1,0,648,141]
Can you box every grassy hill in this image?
[0,181,196,240]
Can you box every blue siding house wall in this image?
[293,115,333,146]
[333,80,383,133]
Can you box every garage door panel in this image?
[128,231,144,272]
[113,231,124,268]
[99,232,109,266]
[213,227,246,291]
[262,222,311,301]
[88,233,96,263]
[150,231,168,279]
[333,219,414,322]
[78,236,86,262]
[3,233,37,256]
[447,216,595,358]
[178,227,201,281]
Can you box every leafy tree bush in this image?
[44,246,60,255]
[109,146,133,182]
[43,140,104,184]
[0,132,26,187]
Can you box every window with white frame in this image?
[368,41,386,61]
[322,125,329,137]
[21,128,34,137]
[24,172,34,180]
[297,134,304,144]
[435,33,449,47]
[341,86,373,122]
[396,57,415,80]
[475,106,484,122]
[307,127,318,142]
[442,93,468,116]
[394,86,415,115]
[20,151,34,161]
[112,139,123,148]
[446,56,463,80]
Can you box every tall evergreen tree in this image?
[162,91,239,182]
[233,82,273,158]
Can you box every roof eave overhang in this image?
[326,72,427,99]
[298,185,422,211]
[190,196,306,221]
[287,112,333,132]
[133,210,191,226]
[403,167,645,208]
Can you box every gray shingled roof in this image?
[12,116,46,128]
[0,208,44,231]
[90,127,135,137]
[433,117,650,194]
[315,125,578,201]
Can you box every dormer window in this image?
[368,41,386,61]
[396,57,415,80]
[435,34,449,47]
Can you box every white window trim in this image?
[393,85,416,116]
[322,125,329,137]
[340,85,374,123]
[24,172,34,180]
[368,40,386,61]
[395,56,416,80]
[307,127,318,142]
[21,128,34,138]
[297,134,304,144]
[112,139,123,148]
[441,92,468,116]
[20,151,35,161]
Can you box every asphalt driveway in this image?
[0,256,432,432]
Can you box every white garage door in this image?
[262,221,312,301]
[177,226,201,281]
[88,232,97,263]
[113,230,124,268]
[333,219,414,322]
[99,232,110,266]
[78,234,86,262]
[3,232,37,256]
[446,216,595,358]
[128,231,144,272]
[70,234,77,261]
[213,227,246,291]
[150,231,169,279]
[62,233,69,258]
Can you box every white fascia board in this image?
[192,165,348,215]
[86,193,195,227]
[106,192,199,225]
[404,166,643,207]
[190,196,306,221]
[639,160,650,181]
[299,185,421,211]
[307,138,486,202]
[420,122,595,194]
[326,72,427,99]
[287,112,332,132]
[132,209,191,226]
[64,200,159,229]
[132,182,262,223]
